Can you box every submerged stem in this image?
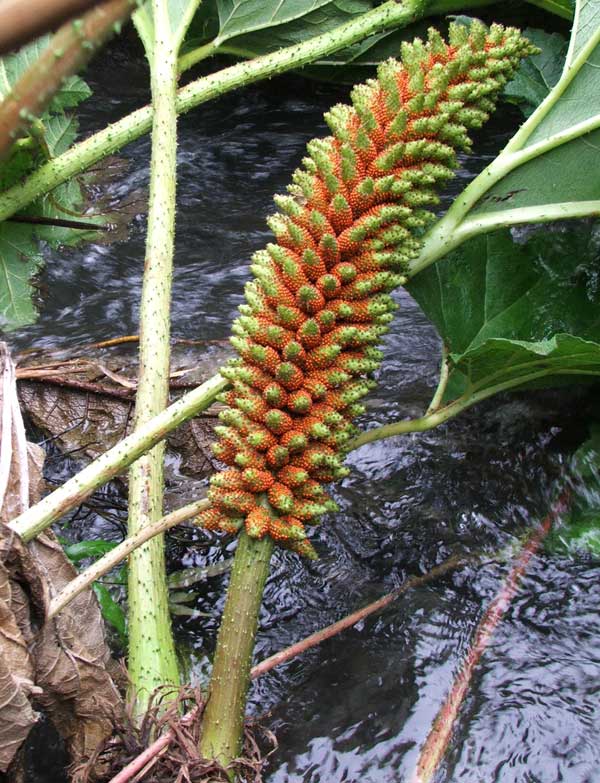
[409,489,570,783]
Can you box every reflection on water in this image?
[10,39,600,783]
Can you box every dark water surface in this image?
[11,42,600,783]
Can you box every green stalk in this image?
[441,200,600,254]
[426,345,449,415]
[0,0,434,223]
[178,39,220,72]
[126,0,180,703]
[8,372,226,542]
[348,367,600,450]
[48,498,208,619]
[200,532,274,767]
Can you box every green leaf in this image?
[411,0,600,275]
[447,333,600,401]
[0,224,44,330]
[44,114,79,157]
[64,539,118,563]
[547,510,600,556]
[92,584,127,644]
[214,0,337,42]
[301,18,433,83]
[48,75,92,112]
[504,28,568,117]
[410,228,600,355]
[408,226,600,399]
[0,36,49,100]
[0,35,91,131]
[0,34,93,330]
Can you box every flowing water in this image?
[10,39,600,783]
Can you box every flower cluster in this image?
[197,22,535,557]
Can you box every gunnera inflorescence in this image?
[197,21,536,558]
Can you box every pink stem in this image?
[410,489,571,783]
[250,555,470,679]
[106,707,199,783]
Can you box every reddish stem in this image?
[250,554,471,679]
[410,489,571,783]
[106,707,200,783]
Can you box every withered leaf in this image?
[0,342,123,770]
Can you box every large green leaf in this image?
[408,226,600,399]
[212,0,337,42]
[410,228,600,355]
[183,0,372,59]
[411,0,600,277]
[448,334,600,398]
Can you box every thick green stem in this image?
[0,0,432,223]
[200,532,274,767]
[8,372,226,541]
[127,0,180,703]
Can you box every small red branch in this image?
[106,707,200,783]
[410,489,571,783]
[250,554,470,679]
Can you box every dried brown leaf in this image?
[0,343,123,770]
[0,653,39,773]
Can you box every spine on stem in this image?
[198,21,535,767]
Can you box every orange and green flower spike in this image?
[196,22,536,558]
